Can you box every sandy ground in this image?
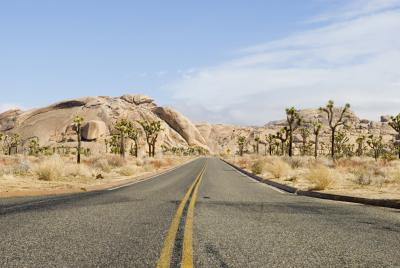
[269,176,400,200]
[226,156,400,200]
[0,157,194,198]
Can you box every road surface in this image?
[1,158,399,267]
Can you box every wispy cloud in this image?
[165,2,400,125]
[309,0,400,23]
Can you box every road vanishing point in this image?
[1,158,400,267]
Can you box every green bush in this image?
[251,160,264,175]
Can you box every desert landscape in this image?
[0,94,399,200]
[2,2,400,267]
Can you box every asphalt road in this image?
[1,158,400,267]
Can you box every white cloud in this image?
[164,4,400,125]
[308,0,400,23]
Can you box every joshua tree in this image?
[114,118,133,158]
[109,134,121,154]
[128,126,141,157]
[299,127,310,156]
[0,133,3,154]
[275,127,289,156]
[389,114,400,159]
[319,100,351,159]
[139,120,163,157]
[73,115,84,163]
[104,138,109,153]
[312,120,322,159]
[334,130,350,158]
[28,137,40,156]
[265,134,276,156]
[367,135,384,161]
[356,135,367,157]
[3,133,21,155]
[254,136,260,155]
[236,135,247,156]
[286,107,302,157]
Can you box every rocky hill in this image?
[197,108,399,155]
[0,94,398,156]
[0,94,210,156]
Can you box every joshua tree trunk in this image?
[135,143,138,157]
[314,135,319,159]
[151,143,156,157]
[120,135,125,158]
[288,132,293,157]
[148,143,152,157]
[331,128,336,159]
[77,130,81,164]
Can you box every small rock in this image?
[96,174,104,180]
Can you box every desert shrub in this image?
[353,169,372,186]
[251,160,264,175]
[143,163,153,172]
[388,167,400,183]
[91,158,111,173]
[163,157,175,166]
[283,156,307,169]
[64,163,92,178]
[13,158,32,176]
[237,158,249,169]
[382,153,397,163]
[152,160,163,170]
[136,158,144,166]
[346,159,389,185]
[34,155,64,181]
[118,166,137,176]
[106,155,126,167]
[305,165,333,191]
[264,158,291,179]
[314,157,335,168]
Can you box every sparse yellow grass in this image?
[305,165,333,191]
[118,166,137,176]
[34,155,64,181]
[227,155,400,199]
[0,154,191,197]
[264,158,291,179]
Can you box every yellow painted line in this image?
[181,161,208,268]
[157,160,207,268]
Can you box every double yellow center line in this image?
[157,160,208,268]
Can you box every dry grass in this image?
[0,154,192,197]
[33,155,64,181]
[64,163,93,179]
[152,159,163,170]
[226,155,400,199]
[264,158,291,179]
[238,158,250,169]
[106,155,127,167]
[251,160,264,175]
[118,166,137,176]
[305,165,333,191]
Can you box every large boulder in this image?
[154,106,209,150]
[81,120,108,141]
[121,94,154,105]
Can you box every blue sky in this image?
[1,0,400,125]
